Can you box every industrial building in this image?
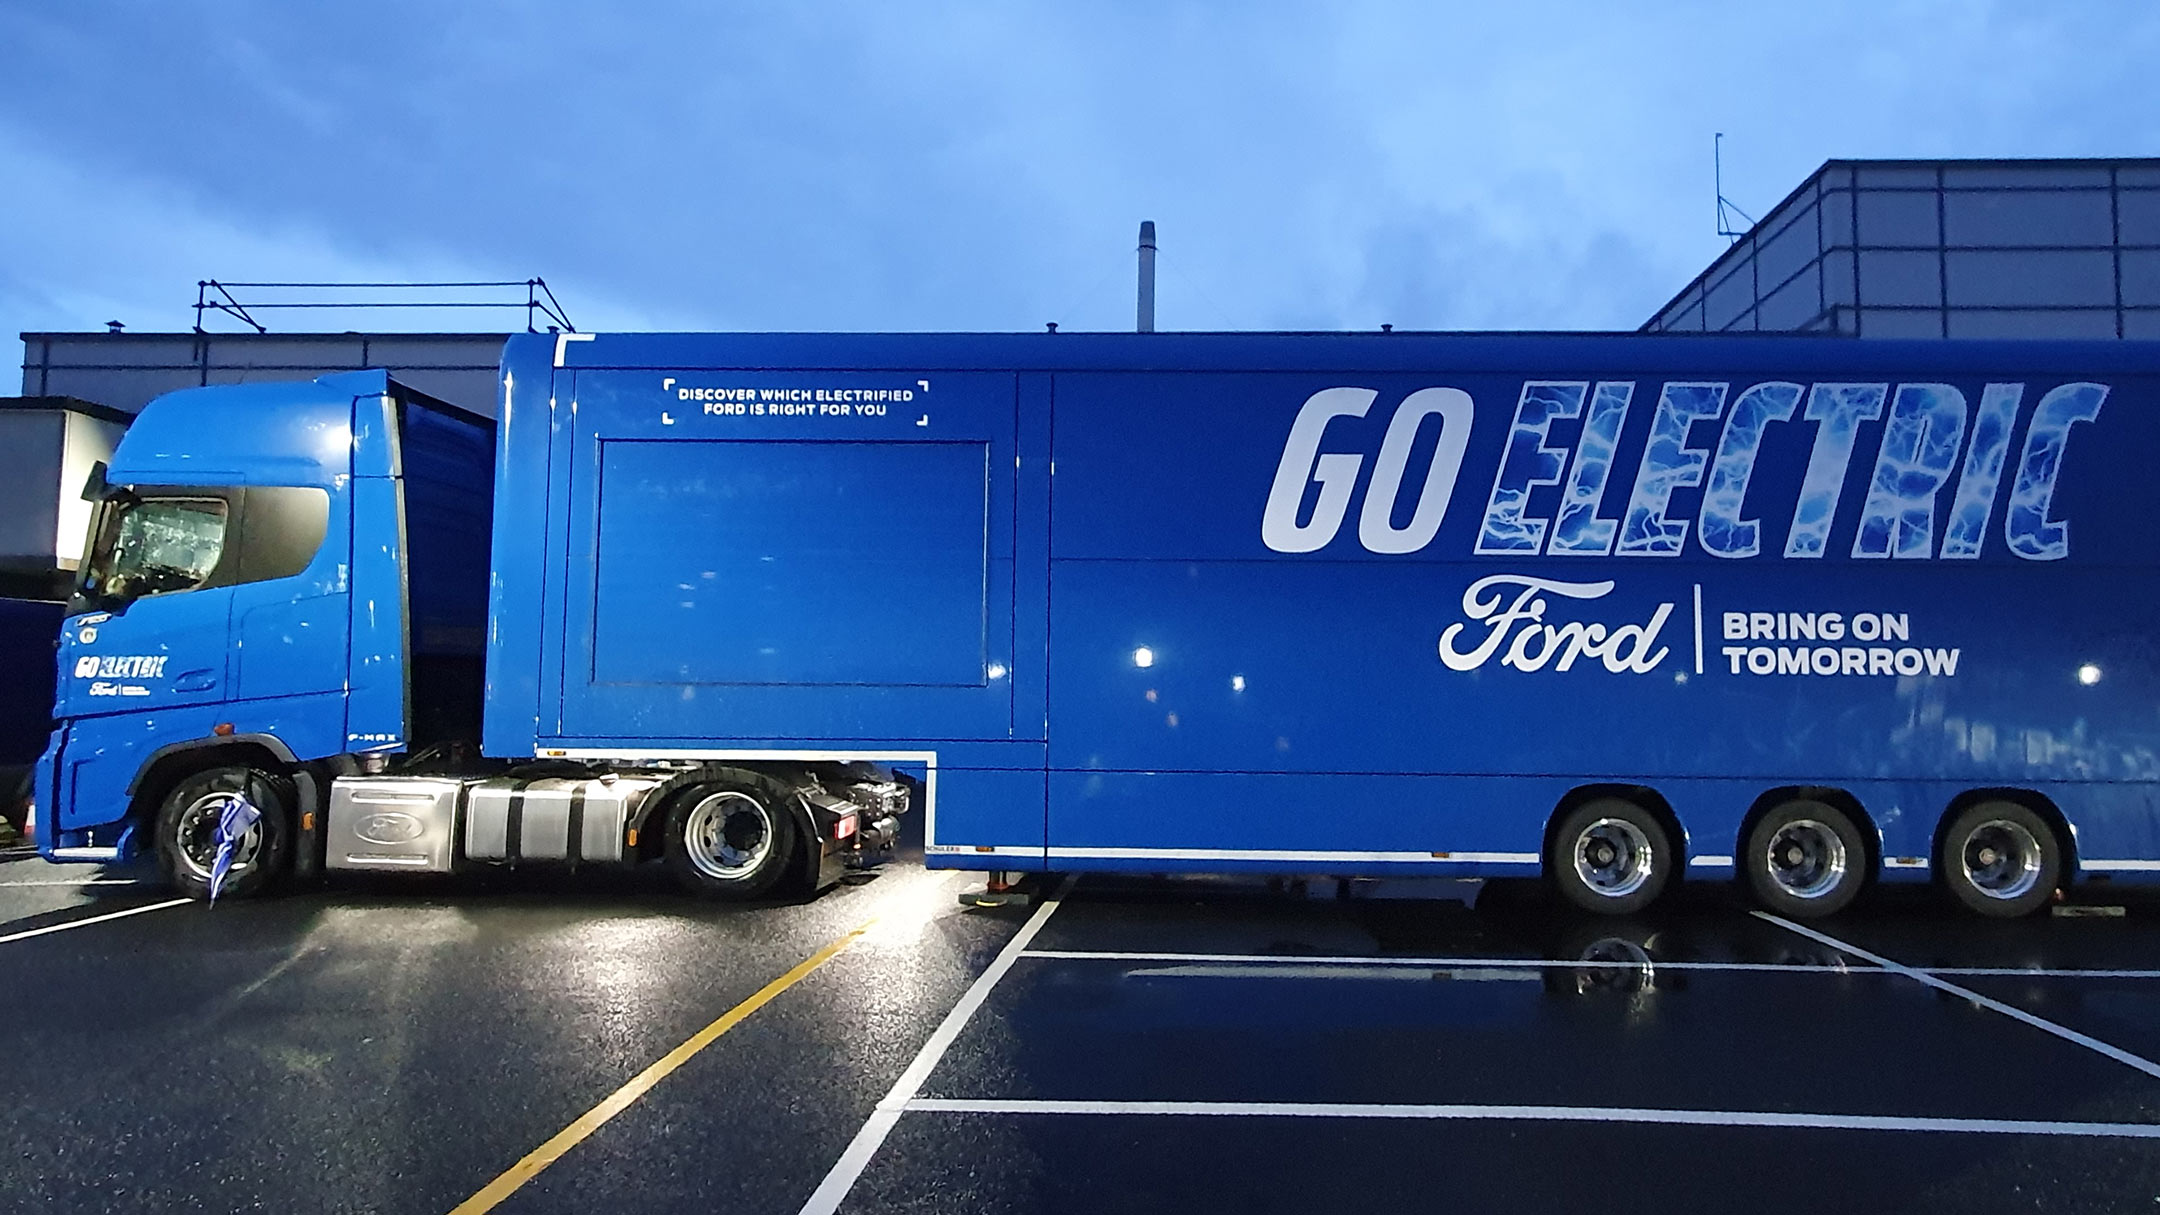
[1643,158,2160,339]
[11,157,2159,595]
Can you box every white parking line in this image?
[798,877,1076,1215]
[1928,967,2160,979]
[1757,912,2160,1081]
[902,1097,2160,1139]
[1025,949,1858,975]
[1130,963,1545,983]
[1024,948,2160,982]
[0,898,189,945]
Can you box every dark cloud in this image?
[4,1,2158,346]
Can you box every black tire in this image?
[1743,798,1869,919]
[663,782,798,900]
[1549,797,1674,916]
[1,768,29,837]
[1939,800,2061,919]
[155,766,292,900]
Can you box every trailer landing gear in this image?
[961,871,1033,907]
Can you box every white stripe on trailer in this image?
[1689,855,1735,868]
[2082,859,2160,871]
[0,878,148,888]
[1692,582,1704,675]
[926,845,1042,858]
[552,331,594,367]
[1042,846,1539,865]
[899,1097,2160,1140]
[798,876,1075,1215]
[1759,912,2160,1081]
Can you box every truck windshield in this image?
[84,498,228,601]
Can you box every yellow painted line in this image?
[447,916,877,1215]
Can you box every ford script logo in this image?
[353,812,425,846]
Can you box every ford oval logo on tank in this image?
[354,812,425,845]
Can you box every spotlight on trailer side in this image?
[1231,675,1246,692]
[2078,664,2103,685]
[986,663,1007,680]
[1133,647,1155,669]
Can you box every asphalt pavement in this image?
[6,842,2160,1214]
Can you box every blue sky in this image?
[3,1,2156,350]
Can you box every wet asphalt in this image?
[6,841,2160,1214]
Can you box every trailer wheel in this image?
[664,784,796,900]
[1549,798,1672,915]
[155,766,292,900]
[1743,798,1867,919]
[1940,801,2061,919]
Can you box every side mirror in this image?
[80,461,110,502]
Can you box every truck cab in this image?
[34,363,902,901]
[34,371,494,890]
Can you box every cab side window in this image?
[78,486,330,608]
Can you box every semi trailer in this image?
[29,330,2160,918]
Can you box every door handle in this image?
[173,669,218,692]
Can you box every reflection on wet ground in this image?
[827,872,2160,1214]
[11,857,2160,1214]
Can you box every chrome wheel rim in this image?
[174,791,260,881]
[1574,817,1654,899]
[684,791,773,881]
[1963,819,2043,901]
[1765,819,1848,900]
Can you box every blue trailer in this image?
[31,332,2160,918]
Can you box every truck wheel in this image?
[664,784,797,900]
[156,766,292,900]
[1743,798,1868,918]
[2,768,29,837]
[1940,801,2061,919]
[1550,798,1672,915]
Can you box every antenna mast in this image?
[1715,133,1757,243]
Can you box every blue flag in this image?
[207,792,261,904]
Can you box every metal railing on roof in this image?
[193,279,575,334]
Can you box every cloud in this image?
[5,0,2160,351]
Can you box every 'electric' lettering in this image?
[1260,378,2107,560]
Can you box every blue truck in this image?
[31,331,2160,918]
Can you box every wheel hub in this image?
[1763,818,1848,901]
[1573,818,1654,899]
[174,791,261,882]
[1963,820,2042,901]
[683,791,774,882]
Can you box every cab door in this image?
[53,490,242,835]
[226,485,346,705]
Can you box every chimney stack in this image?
[1137,221,1157,333]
